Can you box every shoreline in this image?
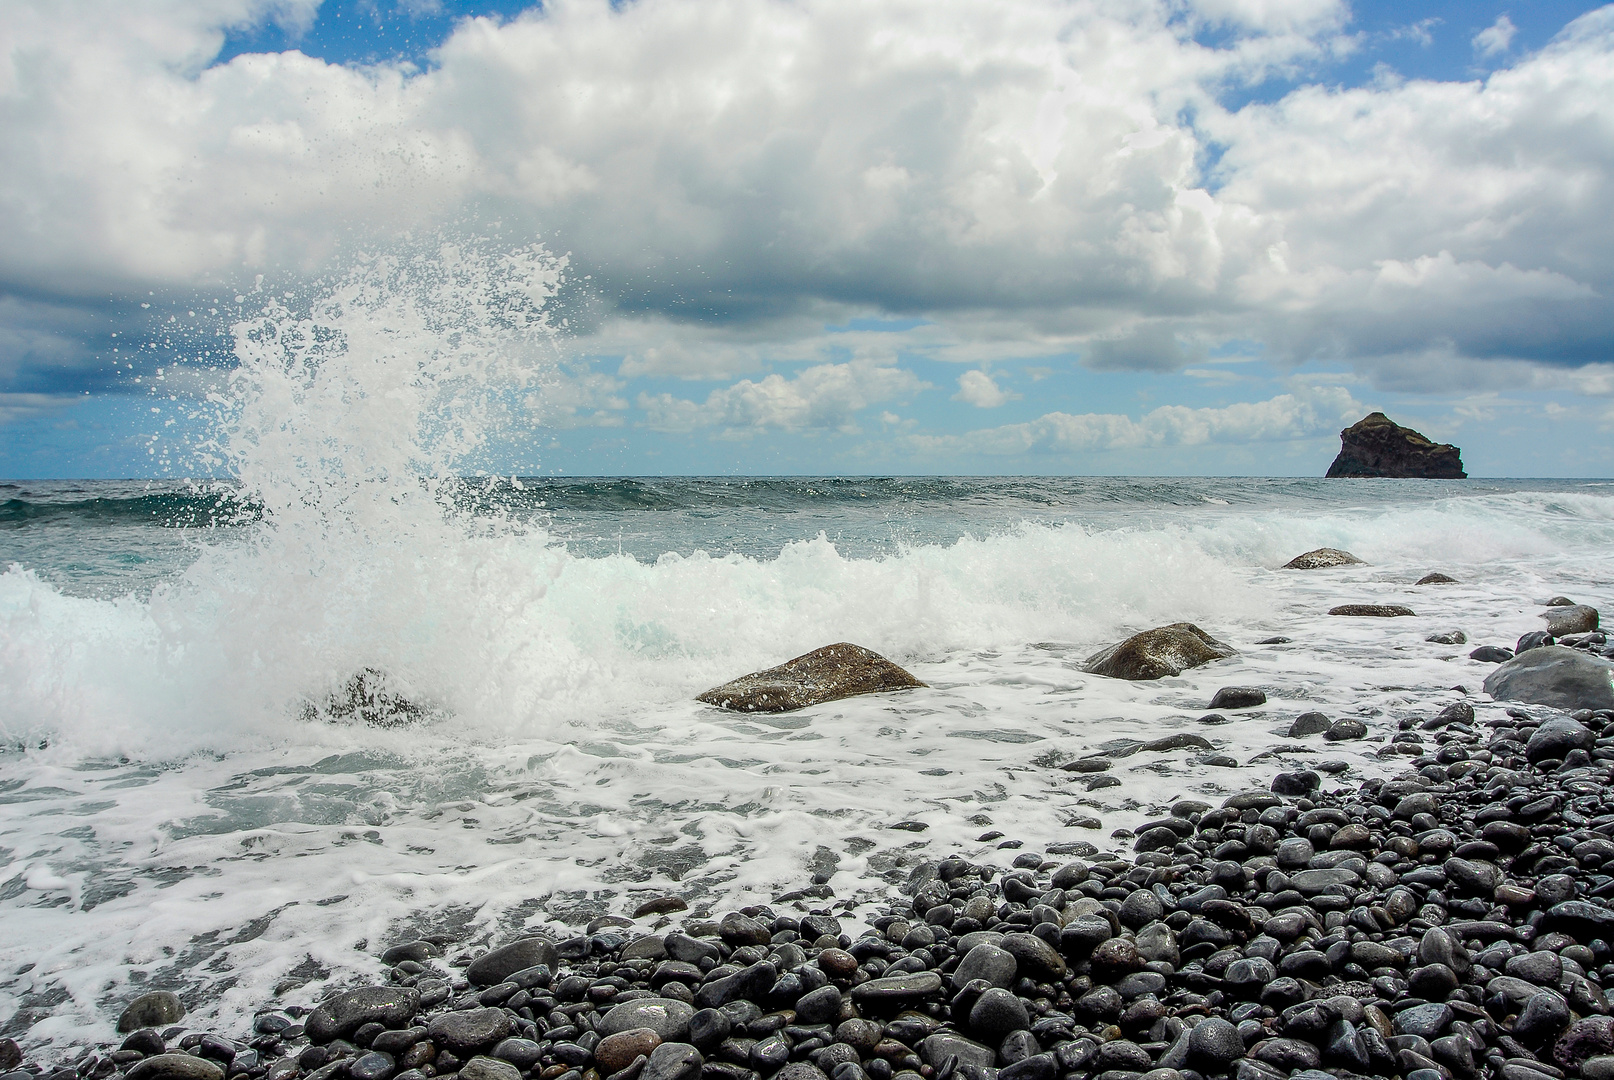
[10,685,1614,1080]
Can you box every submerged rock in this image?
[1323,718,1367,741]
[1417,572,1459,585]
[307,667,432,728]
[1283,548,1364,569]
[1325,412,1466,478]
[1142,732,1214,751]
[697,642,924,713]
[1329,604,1416,617]
[1081,623,1236,681]
[1484,646,1614,712]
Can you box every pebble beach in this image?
[20,658,1614,1080]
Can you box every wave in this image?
[9,476,1610,532]
[0,487,259,529]
[5,482,1613,762]
[443,475,1498,516]
[0,518,1266,757]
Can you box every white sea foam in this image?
[3,243,1614,1054]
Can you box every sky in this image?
[1,0,1612,478]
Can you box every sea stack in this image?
[1325,411,1465,478]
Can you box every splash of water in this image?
[3,241,577,753]
[218,242,565,515]
[192,241,573,727]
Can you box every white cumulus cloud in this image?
[638,359,927,435]
[1474,14,1518,57]
[953,370,1019,408]
[0,0,1611,413]
[914,385,1362,455]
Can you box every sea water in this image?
[2,246,1613,1055]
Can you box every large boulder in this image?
[1082,623,1236,681]
[696,643,924,713]
[1483,646,1614,712]
[1283,548,1364,569]
[1326,412,1466,478]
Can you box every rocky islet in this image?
[1324,413,1466,480]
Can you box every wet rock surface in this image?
[1282,548,1365,570]
[1082,623,1237,680]
[1328,604,1416,617]
[1485,648,1614,712]
[1545,607,1601,639]
[117,993,186,1035]
[1208,687,1266,711]
[696,643,925,713]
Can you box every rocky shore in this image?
[15,693,1614,1080]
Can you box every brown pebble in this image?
[633,896,688,919]
[1495,884,1537,907]
[872,1040,911,1061]
[819,948,858,977]
[1388,836,1420,858]
[1363,1004,1394,1040]
[1090,937,1143,975]
[596,1029,662,1073]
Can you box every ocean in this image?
[2,247,1612,1056]
[5,474,1614,1054]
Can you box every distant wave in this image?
[4,475,1607,532]
[450,474,1491,516]
[0,488,260,529]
